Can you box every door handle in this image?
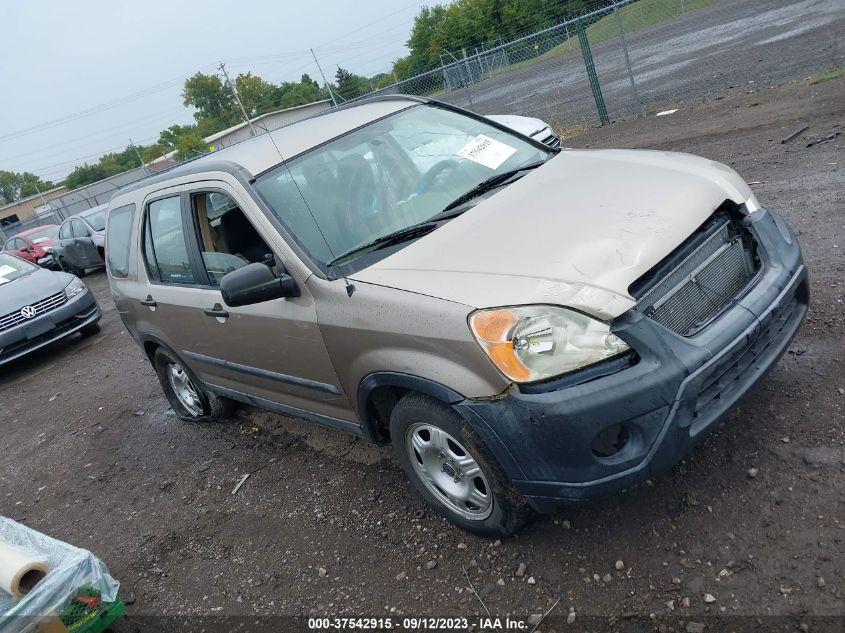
[203,304,229,319]
[140,296,157,307]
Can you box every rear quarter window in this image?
[106,204,136,278]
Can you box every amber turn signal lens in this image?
[469,310,518,342]
[487,342,532,382]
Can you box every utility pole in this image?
[311,48,338,107]
[218,61,257,137]
[33,182,47,206]
[128,138,148,172]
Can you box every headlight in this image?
[469,305,630,383]
[42,246,53,253]
[64,277,86,299]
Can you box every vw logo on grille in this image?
[20,305,37,319]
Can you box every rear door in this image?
[180,181,354,423]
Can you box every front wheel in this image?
[389,393,531,536]
[152,347,234,421]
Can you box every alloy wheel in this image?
[405,422,493,520]
[167,363,203,417]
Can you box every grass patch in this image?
[553,120,590,139]
[586,0,721,42]
[682,489,700,508]
[809,68,845,84]
[501,0,723,74]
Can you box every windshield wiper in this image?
[440,160,547,214]
[327,222,441,267]
[327,160,548,268]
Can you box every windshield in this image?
[26,226,59,243]
[0,253,38,285]
[85,210,106,232]
[254,104,550,269]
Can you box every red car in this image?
[1,225,60,269]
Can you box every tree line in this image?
[392,0,601,80]
[2,0,608,200]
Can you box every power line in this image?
[313,0,425,48]
[7,105,190,164]
[0,77,189,143]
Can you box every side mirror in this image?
[219,262,299,307]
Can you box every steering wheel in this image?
[416,159,462,194]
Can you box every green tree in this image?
[64,145,145,190]
[334,67,371,101]
[279,74,326,108]
[174,133,209,161]
[0,171,55,204]
[394,0,595,81]
[182,72,239,128]
[235,72,277,117]
[158,123,198,149]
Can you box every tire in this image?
[389,393,531,536]
[79,322,101,337]
[152,347,234,422]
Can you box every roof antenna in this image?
[259,123,355,297]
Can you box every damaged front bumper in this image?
[456,209,808,512]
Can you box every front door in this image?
[132,191,219,365]
[179,183,353,423]
[70,219,100,267]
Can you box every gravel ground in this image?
[0,75,843,633]
[439,0,845,124]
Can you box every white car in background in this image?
[486,114,561,149]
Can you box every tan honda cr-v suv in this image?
[106,96,808,535]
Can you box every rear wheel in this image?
[389,393,531,536]
[152,347,234,421]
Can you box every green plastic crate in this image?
[59,587,126,633]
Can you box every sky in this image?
[0,0,431,184]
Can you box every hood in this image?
[0,268,72,314]
[353,149,758,320]
[485,114,549,138]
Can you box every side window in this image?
[190,191,273,287]
[70,219,89,238]
[59,223,72,239]
[143,196,195,285]
[10,238,25,250]
[106,204,135,279]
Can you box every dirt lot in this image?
[440,0,845,123]
[1,76,843,632]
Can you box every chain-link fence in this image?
[349,0,843,131]
[0,210,66,243]
[7,0,840,240]
[0,166,153,243]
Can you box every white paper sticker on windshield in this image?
[0,265,16,277]
[457,134,517,169]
